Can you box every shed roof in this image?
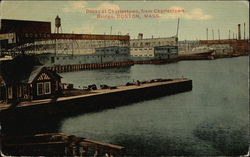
[0,58,61,85]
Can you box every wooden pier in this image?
[0,78,192,112]
[1,133,124,156]
[46,61,134,73]
[0,78,192,136]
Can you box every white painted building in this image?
[21,39,129,55]
[130,34,178,59]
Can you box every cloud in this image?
[160,6,213,20]
[187,8,213,20]
[62,1,87,13]
[72,22,97,34]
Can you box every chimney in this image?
[238,24,241,40]
[206,28,208,41]
[138,33,143,40]
[244,22,246,40]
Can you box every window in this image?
[44,82,51,94]
[23,86,27,95]
[37,82,51,95]
[8,87,12,99]
[37,83,43,95]
[51,57,55,63]
[18,86,22,97]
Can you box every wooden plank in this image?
[81,139,125,150]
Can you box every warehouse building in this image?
[130,33,178,60]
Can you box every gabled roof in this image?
[0,59,62,85]
[20,66,44,84]
[21,66,62,84]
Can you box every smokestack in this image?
[110,26,112,35]
[238,24,241,40]
[244,22,246,40]
[206,28,208,41]
[212,29,214,40]
[218,29,220,40]
[229,29,230,39]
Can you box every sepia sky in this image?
[1,1,249,40]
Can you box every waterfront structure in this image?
[0,62,62,103]
[2,133,125,156]
[178,40,200,54]
[206,44,233,55]
[0,78,192,115]
[130,34,178,60]
[200,24,249,55]
[36,46,131,66]
[200,39,248,55]
[0,19,131,71]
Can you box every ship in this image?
[178,46,215,60]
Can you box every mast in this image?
[176,18,180,37]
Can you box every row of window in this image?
[133,54,153,57]
[131,41,176,47]
[96,49,128,52]
[133,48,153,51]
[53,54,129,61]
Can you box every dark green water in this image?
[60,56,249,156]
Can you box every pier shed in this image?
[0,64,62,103]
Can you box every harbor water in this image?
[59,56,248,156]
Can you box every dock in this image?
[0,78,192,119]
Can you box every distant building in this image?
[130,34,178,60]
[95,46,129,56]
[0,19,131,68]
[154,46,178,59]
[206,44,233,55]
[200,39,249,55]
[0,19,51,34]
[0,63,62,103]
[37,46,131,66]
[0,19,130,54]
[178,40,200,54]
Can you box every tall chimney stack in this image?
[244,22,246,40]
[212,29,214,40]
[238,24,241,40]
[218,29,220,40]
[206,28,208,41]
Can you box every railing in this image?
[1,133,125,156]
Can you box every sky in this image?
[1,0,249,40]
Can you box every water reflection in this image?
[60,57,248,155]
